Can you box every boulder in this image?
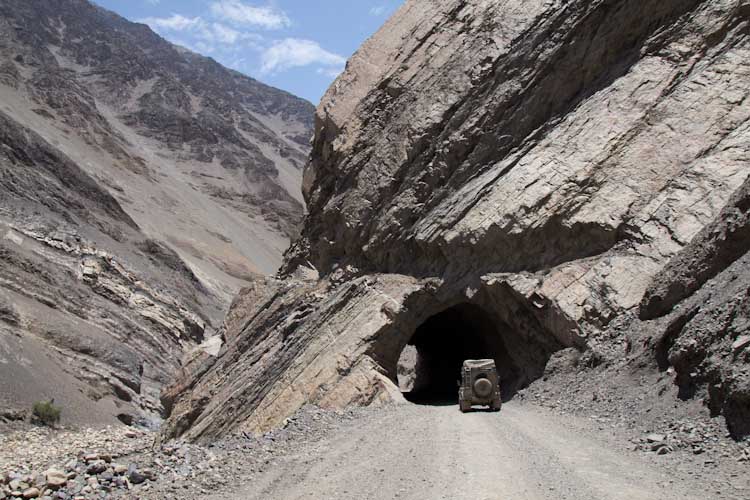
[646,434,665,444]
[85,461,107,475]
[43,470,66,489]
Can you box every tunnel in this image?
[397,303,524,405]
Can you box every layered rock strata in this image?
[629,178,750,438]
[163,0,750,441]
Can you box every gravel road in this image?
[218,402,711,500]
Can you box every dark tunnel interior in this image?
[398,303,522,405]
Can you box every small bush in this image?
[32,400,61,427]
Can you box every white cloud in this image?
[210,1,291,29]
[369,6,388,16]
[141,14,203,31]
[261,38,345,74]
[211,22,242,44]
[141,7,346,85]
[317,67,343,79]
[193,41,216,54]
[140,14,264,50]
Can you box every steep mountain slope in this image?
[163,0,750,442]
[0,0,313,289]
[0,0,313,426]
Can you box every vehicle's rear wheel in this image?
[490,397,502,412]
[459,390,470,412]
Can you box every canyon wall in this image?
[0,0,312,427]
[163,0,750,441]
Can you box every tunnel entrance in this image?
[397,303,521,405]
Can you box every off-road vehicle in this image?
[459,359,502,412]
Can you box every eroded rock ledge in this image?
[163,0,750,441]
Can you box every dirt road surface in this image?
[216,402,716,500]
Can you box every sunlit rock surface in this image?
[163,0,750,441]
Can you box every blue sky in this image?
[94,0,403,104]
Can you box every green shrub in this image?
[32,400,61,426]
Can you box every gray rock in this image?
[127,471,146,485]
[656,446,672,456]
[85,462,106,475]
[8,481,27,492]
[732,335,750,353]
[160,0,750,446]
[21,488,40,499]
[44,470,66,490]
[646,434,666,443]
[0,408,26,422]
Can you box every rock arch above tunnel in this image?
[161,274,574,440]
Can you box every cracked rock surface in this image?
[164,0,750,443]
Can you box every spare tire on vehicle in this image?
[473,377,493,398]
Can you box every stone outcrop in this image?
[640,179,750,321]
[628,177,750,438]
[163,0,750,441]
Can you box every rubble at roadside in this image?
[1,406,366,500]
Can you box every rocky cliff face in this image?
[163,0,750,442]
[633,178,750,438]
[0,0,313,427]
